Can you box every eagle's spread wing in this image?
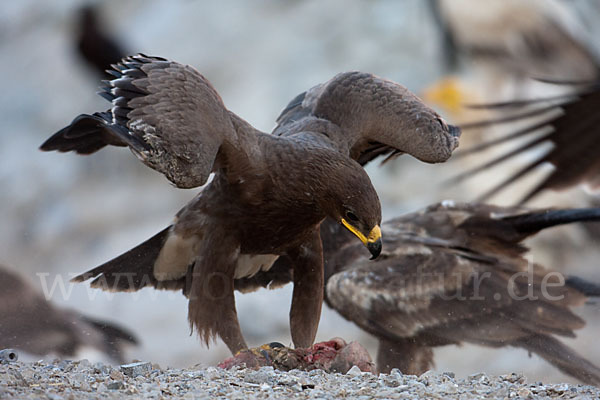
[453,83,600,202]
[41,54,257,188]
[324,202,600,383]
[272,71,461,166]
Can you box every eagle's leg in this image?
[187,237,247,354]
[288,229,324,348]
[376,338,433,374]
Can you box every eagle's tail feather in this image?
[71,226,183,292]
[503,208,600,235]
[514,334,600,386]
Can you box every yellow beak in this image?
[341,219,382,259]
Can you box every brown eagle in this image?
[41,55,459,355]
[0,266,136,363]
[242,202,600,384]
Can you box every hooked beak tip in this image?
[368,238,382,260]
[449,124,461,138]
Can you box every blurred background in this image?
[1,0,600,384]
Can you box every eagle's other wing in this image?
[273,71,461,166]
[453,83,600,202]
[41,54,258,188]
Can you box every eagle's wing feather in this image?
[42,54,257,189]
[273,72,461,166]
[326,243,514,340]
[455,83,600,202]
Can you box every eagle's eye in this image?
[345,211,359,222]
[436,117,447,130]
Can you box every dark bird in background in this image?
[75,4,126,76]
[0,266,137,363]
[243,202,600,385]
[40,55,459,355]
[452,81,600,203]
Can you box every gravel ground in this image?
[1,359,600,400]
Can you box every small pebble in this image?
[120,361,151,377]
[346,365,362,376]
[109,369,124,381]
[107,381,125,390]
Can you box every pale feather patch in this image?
[153,232,197,281]
[447,210,472,226]
[234,254,279,279]
[389,244,433,257]
[440,199,456,208]
[129,118,157,136]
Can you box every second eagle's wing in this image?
[42,54,259,188]
[327,239,585,338]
